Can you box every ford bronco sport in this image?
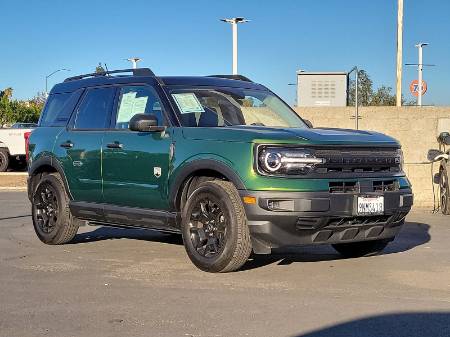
[28,68,413,272]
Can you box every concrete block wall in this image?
[293,106,450,208]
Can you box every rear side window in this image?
[73,87,115,129]
[39,90,82,127]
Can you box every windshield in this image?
[167,87,307,128]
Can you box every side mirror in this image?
[438,132,450,145]
[427,149,444,162]
[129,114,165,132]
[304,119,313,128]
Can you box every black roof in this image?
[51,68,265,94]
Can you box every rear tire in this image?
[31,173,79,244]
[181,180,252,273]
[332,239,390,258]
[439,166,450,215]
[0,149,9,172]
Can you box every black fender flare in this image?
[168,159,246,210]
[28,155,73,200]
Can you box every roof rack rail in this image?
[208,74,253,82]
[64,68,155,82]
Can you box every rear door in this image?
[56,86,115,207]
[102,84,172,212]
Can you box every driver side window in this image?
[114,85,166,129]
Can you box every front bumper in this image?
[239,189,413,254]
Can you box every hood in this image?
[182,126,400,147]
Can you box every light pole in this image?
[45,69,70,95]
[220,17,249,75]
[348,66,359,130]
[126,57,141,69]
[396,0,403,107]
[415,43,428,106]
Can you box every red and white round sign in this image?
[409,80,427,97]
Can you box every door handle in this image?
[60,141,73,149]
[106,141,123,149]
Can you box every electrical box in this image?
[297,71,348,107]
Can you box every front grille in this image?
[328,180,400,193]
[329,181,358,193]
[373,180,398,192]
[296,212,408,230]
[314,147,401,174]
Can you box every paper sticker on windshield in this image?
[172,93,205,114]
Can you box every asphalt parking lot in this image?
[0,191,449,337]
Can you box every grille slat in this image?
[314,147,401,174]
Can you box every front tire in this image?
[31,173,79,244]
[181,180,252,273]
[332,239,390,258]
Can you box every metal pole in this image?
[45,69,70,96]
[355,68,359,129]
[232,22,238,74]
[396,0,403,106]
[417,45,423,106]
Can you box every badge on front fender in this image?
[154,167,162,178]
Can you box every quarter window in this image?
[114,86,165,129]
[73,87,115,129]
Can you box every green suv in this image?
[28,68,413,272]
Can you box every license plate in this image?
[357,196,384,215]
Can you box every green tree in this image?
[347,69,410,106]
[0,88,14,127]
[348,70,373,106]
[0,88,44,126]
[95,63,105,73]
[370,86,397,106]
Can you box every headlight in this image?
[257,146,326,175]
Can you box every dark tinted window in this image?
[74,87,115,129]
[39,90,82,127]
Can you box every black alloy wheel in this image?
[33,182,59,234]
[188,198,228,258]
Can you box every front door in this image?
[56,86,115,204]
[102,85,172,212]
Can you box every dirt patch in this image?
[0,173,27,188]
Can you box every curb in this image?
[0,186,27,192]
[0,172,28,176]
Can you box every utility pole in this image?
[396,0,403,107]
[415,43,428,106]
[126,57,141,69]
[349,67,359,130]
[220,17,249,75]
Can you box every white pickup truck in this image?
[0,124,35,171]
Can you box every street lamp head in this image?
[415,42,429,48]
[220,17,250,24]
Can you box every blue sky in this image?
[1,0,449,105]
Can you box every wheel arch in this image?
[169,159,246,212]
[28,156,72,201]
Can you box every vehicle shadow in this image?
[291,312,450,337]
[71,226,184,246]
[69,221,430,270]
[241,221,431,271]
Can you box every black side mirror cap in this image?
[427,149,444,162]
[304,119,313,128]
[129,114,165,132]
